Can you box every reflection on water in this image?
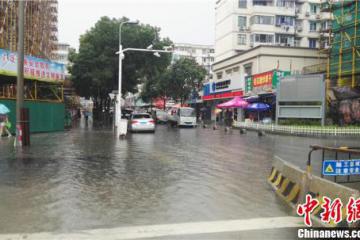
[0,123,357,233]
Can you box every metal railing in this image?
[234,122,360,136]
[308,145,360,183]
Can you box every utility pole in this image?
[15,0,26,147]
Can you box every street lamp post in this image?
[116,20,138,137]
[115,21,173,138]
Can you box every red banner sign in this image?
[252,71,273,87]
[202,90,243,101]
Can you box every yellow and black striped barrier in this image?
[268,156,359,227]
[268,167,301,207]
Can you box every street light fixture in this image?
[115,21,173,138]
[116,20,139,138]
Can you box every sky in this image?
[58,0,216,50]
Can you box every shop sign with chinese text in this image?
[0,48,65,82]
[245,70,290,94]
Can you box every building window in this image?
[238,0,247,8]
[233,66,240,72]
[309,38,317,48]
[310,4,319,14]
[252,34,274,44]
[238,16,247,28]
[250,15,274,25]
[210,57,214,62]
[216,72,223,80]
[309,21,317,32]
[253,0,273,6]
[275,34,294,46]
[244,63,252,76]
[237,34,247,45]
[277,0,294,8]
[210,49,215,53]
[295,37,302,47]
[275,16,294,26]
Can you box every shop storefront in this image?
[0,48,66,133]
[244,69,290,121]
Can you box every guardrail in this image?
[234,121,360,136]
[308,145,360,183]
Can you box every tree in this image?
[140,58,207,106]
[68,16,172,111]
[167,58,207,104]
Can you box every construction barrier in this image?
[268,156,360,227]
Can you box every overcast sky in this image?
[58,0,216,50]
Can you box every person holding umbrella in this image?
[0,115,12,137]
[0,103,11,137]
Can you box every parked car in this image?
[128,113,155,133]
[155,109,167,123]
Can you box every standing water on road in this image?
[0,124,356,235]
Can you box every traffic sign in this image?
[323,159,360,176]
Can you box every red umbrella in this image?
[153,98,165,109]
[216,97,249,109]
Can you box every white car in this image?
[129,113,155,133]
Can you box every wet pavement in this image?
[0,120,358,238]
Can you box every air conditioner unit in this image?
[296,9,301,14]
[305,11,310,17]
[316,14,321,19]
[297,26,303,32]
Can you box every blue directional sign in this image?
[323,159,360,176]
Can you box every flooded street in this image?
[0,122,357,237]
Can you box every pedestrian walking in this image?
[0,115,12,137]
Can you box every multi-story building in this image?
[173,43,215,79]
[53,42,71,75]
[215,0,331,61]
[0,0,58,59]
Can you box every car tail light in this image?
[131,120,138,124]
[149,120,155,124]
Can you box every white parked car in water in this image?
[167,107,197,127]
[128,113,155,133]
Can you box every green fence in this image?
[0,99,64,133]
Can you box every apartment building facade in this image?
[215,0,331,61]
[173,43,215,78]
[53,43,71,75]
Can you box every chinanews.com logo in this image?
[296,194,360,239]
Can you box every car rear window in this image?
[132,114,151,119]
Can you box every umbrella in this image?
[246,103,270,122]
[216,96,249,109]
[0,104,10,114]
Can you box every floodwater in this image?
[0,120,357,237]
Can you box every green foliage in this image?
[69,16,172,108]
[141,58,207,104]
